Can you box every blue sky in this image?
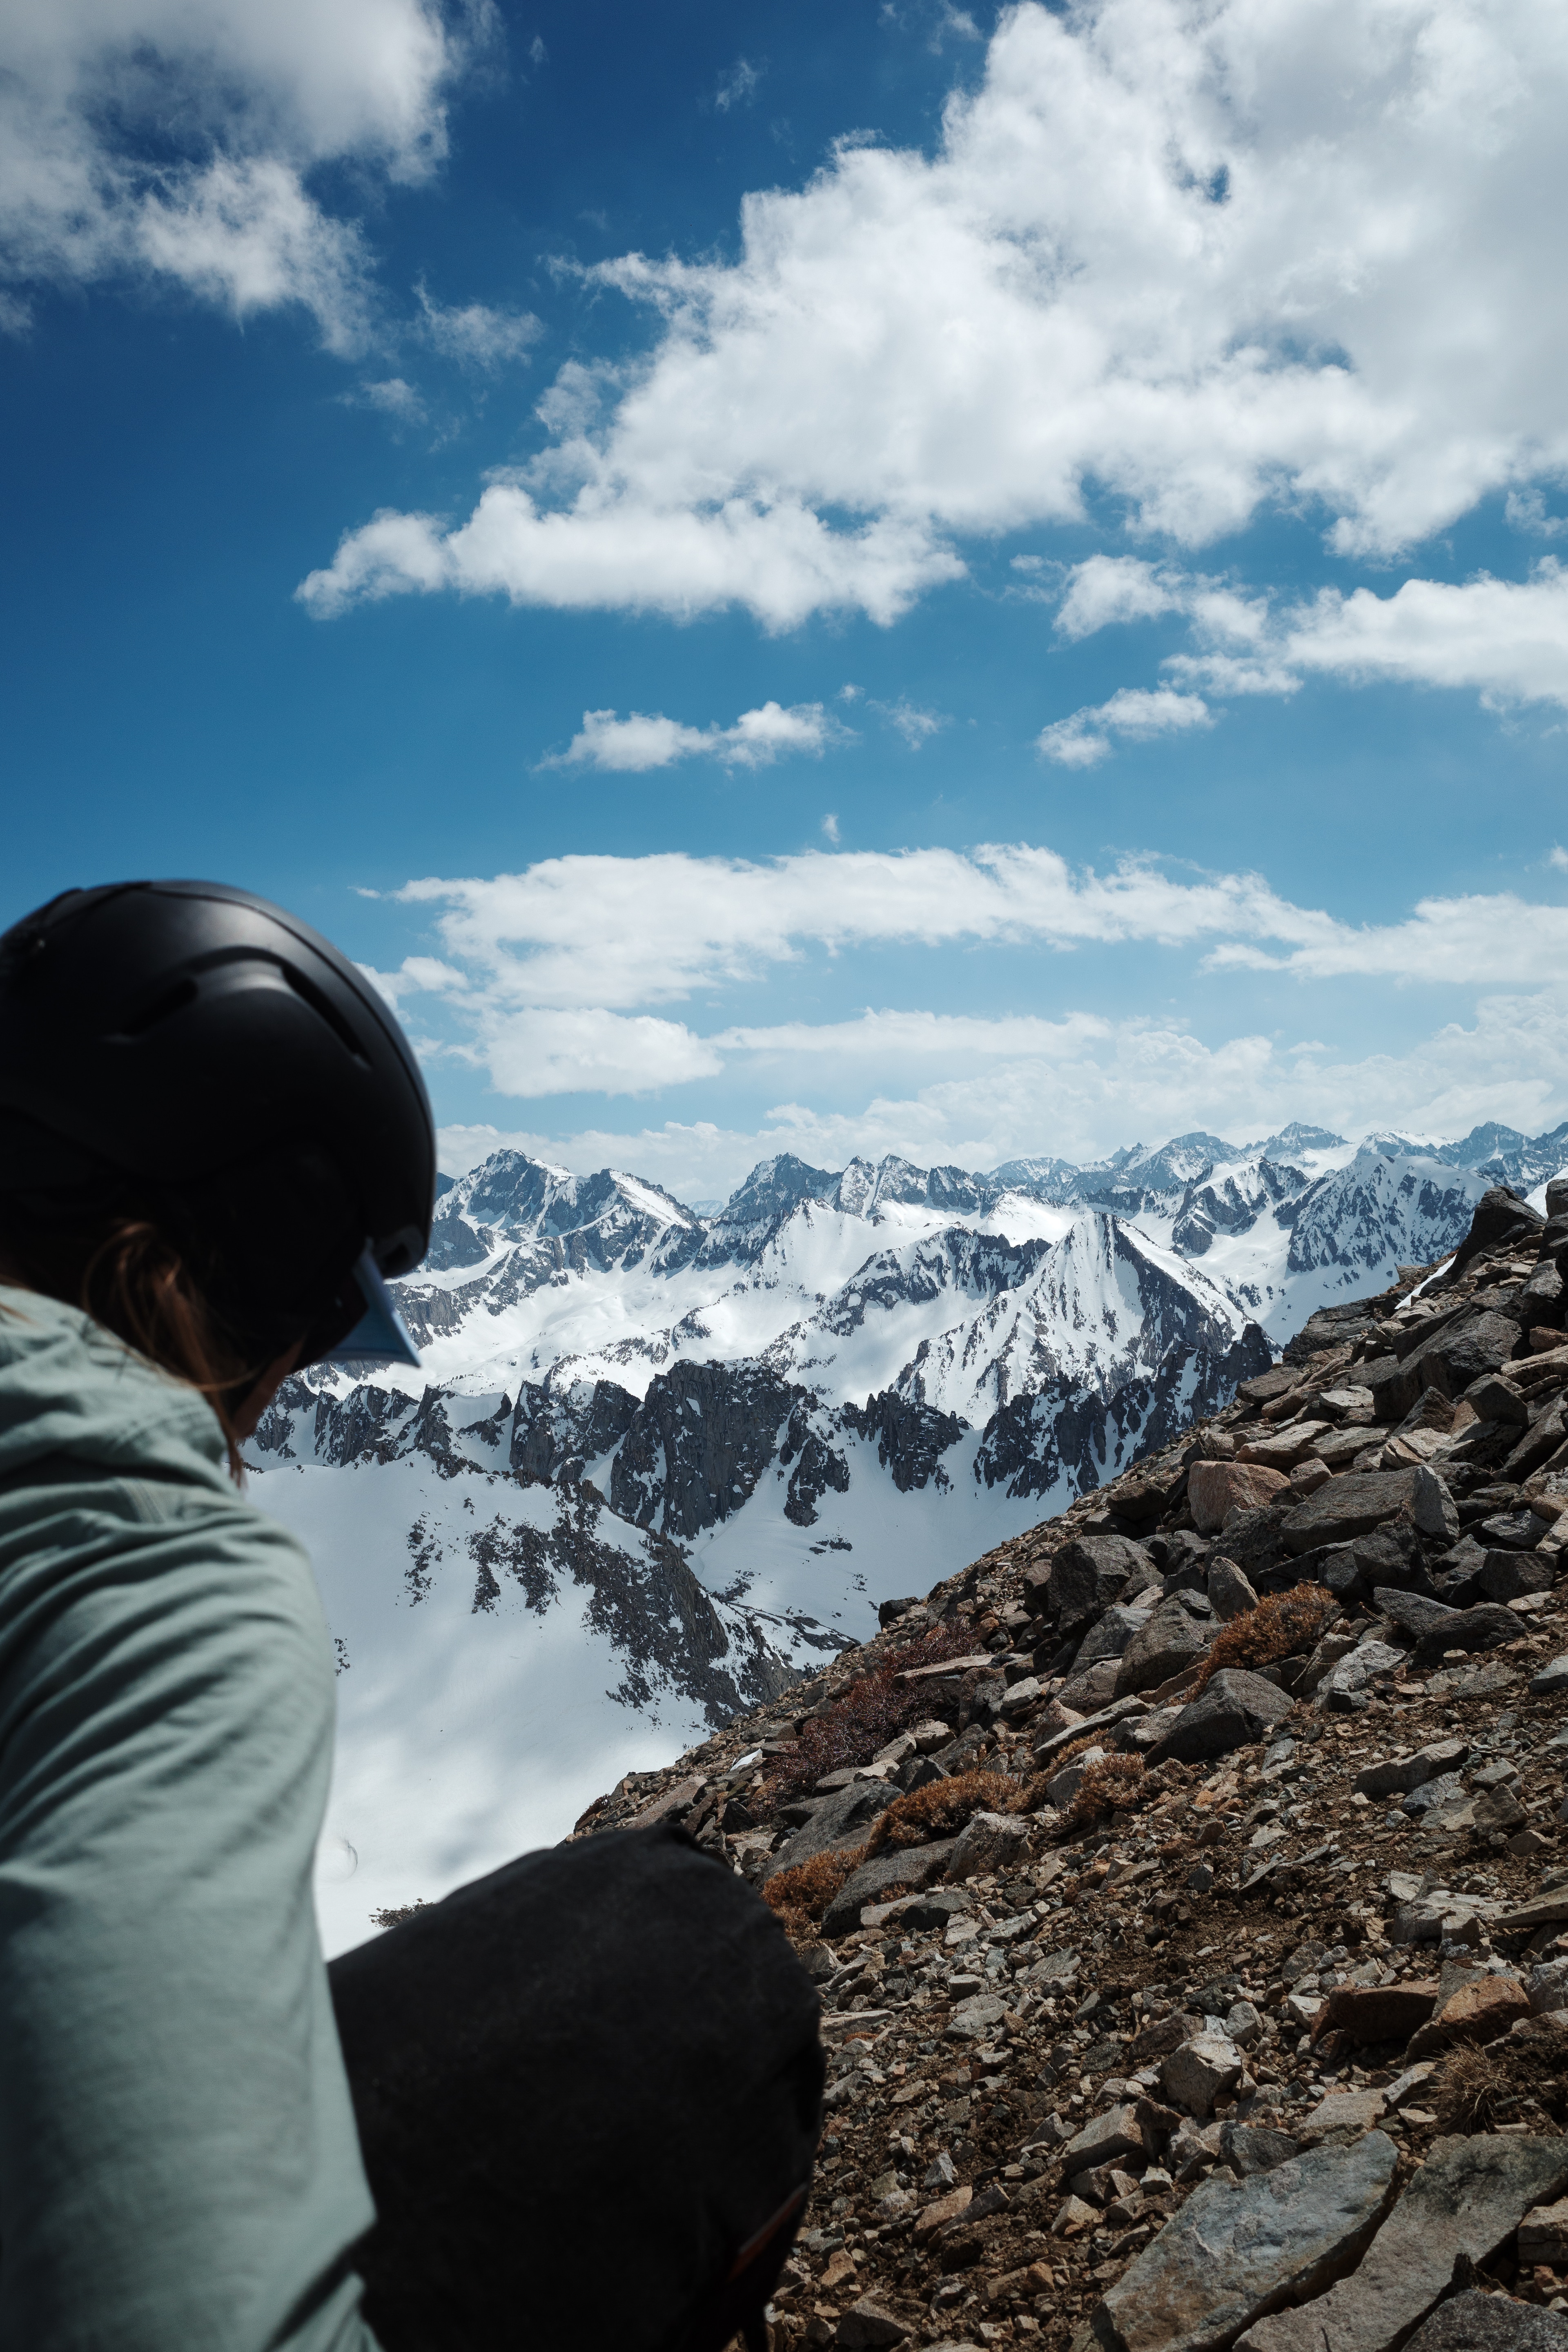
[6,0,1568,1199]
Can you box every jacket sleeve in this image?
[0,1461,381,2352]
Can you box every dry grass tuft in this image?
[1061,1753,1145,1831]
[760,1621,978,1811]
[762,1842,869,1933]
[1434,2027,1568,2134]
[865,1768,1021,1856]
[1193,1584,1337,1692]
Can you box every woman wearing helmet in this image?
[0,882,821,2352]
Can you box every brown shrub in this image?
[864,1768,1021,1856]
[759,1620,977,1810]
[1192,1584,1336,1691]
[1434,2027,1568,2134]
[761,1841,869,1931]
[1061,1753,1145,1831]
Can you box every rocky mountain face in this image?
[249,1122,1568,1951]
[571,1178,1568,2352]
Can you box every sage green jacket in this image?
[0,1285,379,2350]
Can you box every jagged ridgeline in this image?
[246,1122,1566,1946]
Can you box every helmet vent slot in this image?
[114,976,198,1036]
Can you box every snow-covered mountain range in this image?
[251,1116,1568,1948]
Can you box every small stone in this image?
[1060,2102,1146,2173]
[1161,2031,1245,2117]
[924,2152,958,2190]
[1531,1655,1568,1696]
[1354,1738,1468,1800]
[1297,2087,1387,2141]
[1052,2194,1101,2236]
[1523,2200,1568,2267]
[915,2183,973,2241]
[1187,1861,1215,1894]
[835,2296,910,2348]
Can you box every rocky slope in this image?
[252,1122,1568,1951]
[574,1178,1568,2352]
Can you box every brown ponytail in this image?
[0,1203,256,1477]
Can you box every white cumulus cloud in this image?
[301,0,1568,624]
[0,0,477,349]
[548,700,846,773]
[1038,687,1214,767]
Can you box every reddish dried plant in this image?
[1193,1584,1336,1691]
[760,1619,978,1810]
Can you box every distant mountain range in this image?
[249,1116,1568,1948]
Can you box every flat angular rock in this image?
[943,1808,1031,1884]
[1209,1558,1261,1620]
[1236,2131,1568,2352]
[821,1837,960,1935]
[914,2183,973,2241]
[1354,1739,1467,1800]
[1117,1599,1216,1695]
[1146,1668,1294,1766]
[1316,1639,1406,1710]
[764,1776,898,1878]
[1411,1466,1461,1542]
[1238,1423,1332,1470]
[1219,2124,1301,2177]
[1479,1550,1556,1602]
[945,1989,1007,2041]
[1432,1972,1531,2043]
[1190,1460,1291,1534]
[1314,1982,1437,2045]
[1091,2130,1399,2352]
[1298,2088,1387,2140]
[1412,1602,1522,1666]
[1373,1588,1458,1641]
[1161,2031,1245,2117]
[1403,2289,1568,2352]
[1075,1603,1157,1670]
[1531,1654,1568,1695]
[835,2296,909,2347]
[1283,1470,1418,1556]
[1061,2101,1145,2172]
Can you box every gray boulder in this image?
[1404,2291,1568,2352]
[1410,1465,1461,1543]
[1283,1470,1418,1555]
[1237,2130,1568,2352]
[820,1838,960,1936]
[1116,1595,1216,1695]
[764,1777,897,1879]
[1411,1602,1523,1666]
[1048,1534,1152,1629]
[1477,1548,1555,1602]
[1209,1557,1260,1620]
[1145,1668,1294,1766]
[1093,2131,1399,2352]
[1074,1601,1157,1670]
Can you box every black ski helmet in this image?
[0,880,436,1365]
